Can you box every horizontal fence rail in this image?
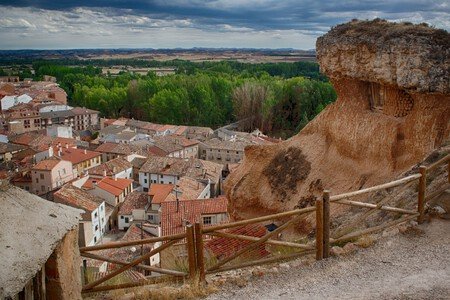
[79,152,449,294]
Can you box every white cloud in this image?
[0,3,448,49]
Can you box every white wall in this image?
[88,202,107,245]
[46,125,73,138]
[139,172,178,190]
[118,214,132,230]
[90,186,117,206]
[1,94,32,110]
[39,104,72,113]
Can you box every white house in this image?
[46,125,73,138]
[54,184,111,246]
[89,177,134,207]
[1,94,32,111]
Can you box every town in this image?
[0,75,282,285]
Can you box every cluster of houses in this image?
[0,77,283,296]
[0,76,99,134]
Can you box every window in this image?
[95,225,99,231]
[121,216,124,219]
[100,206,103,211]
[35,178,38,183]
[144,179,147,184]
[125,217,129,223]
[203,216,212,225]
[40,174,44,179]
[94,212,98,218]
[41,185,45,192]
[94,236,97,243]
[160,175,164,178]
[148,215,154,221]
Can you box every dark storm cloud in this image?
[0,0,446,31]
[0,0,448,49]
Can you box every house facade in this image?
[54,184,110,246]
[31,159,76,195]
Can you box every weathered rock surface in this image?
[225,20,450,221]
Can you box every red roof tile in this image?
[119,192,149,215]
[95,142,119,153]
[54,184,105,220]
[160,197,228,236]
[148,184,174,204]
[205,224,269,260]
[32,158,62,171]
[96,177,133,196]
[57,147,101,165]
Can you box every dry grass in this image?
[355,235,376,248]
[133,278,218,300]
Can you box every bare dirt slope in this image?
[207,219,450,300]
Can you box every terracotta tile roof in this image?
[57,147,101,165]
[119,191,149,215]
[102,118,117,127]
[122,223,155,241]
[202,138,251,151]
[71,107,99,115]
[0,142,25,154]
[96,180,122,196]
[139,156,190,175]
[152,136,198,154]
[32,158,62,171]
[165,177,206,202]
[174,126,188,135]
[54,184,105,220]
[130,156,148,169]
[140,157,223,183]
[82,178,96,190]
[96,177,133,196]
[160,197,228,236]
[205,223,269,260]
[148,184,174,204]
[87,157,131,177]
[147,145,167,156]
[9,131,43,146]
[157,124,176,132]
[95,142,118,153]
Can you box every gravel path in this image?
[207,219,450,300]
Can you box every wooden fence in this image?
[80,153,450,293]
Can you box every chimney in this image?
[65,143,68,149]
[48,146,54,157]
[114,177,117,181]
[84,149,87,154]
[103,170,107,177]
[58,149,62,156]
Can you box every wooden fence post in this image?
[194,222,205,282]
[322,190,330,259]
[448,162,450,184]
[315,198,324,260]
[418,166,427,224]
[186,225,197,279]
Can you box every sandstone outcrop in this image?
[225,20,450,221]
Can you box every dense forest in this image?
[2,60,336,138]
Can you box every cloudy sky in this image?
[0,0,449,50]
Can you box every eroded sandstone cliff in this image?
[225,20,450,222]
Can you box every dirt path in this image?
[207,219,450,300]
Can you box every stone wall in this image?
[45,228,82,300]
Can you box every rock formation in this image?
[225,20,450,221]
